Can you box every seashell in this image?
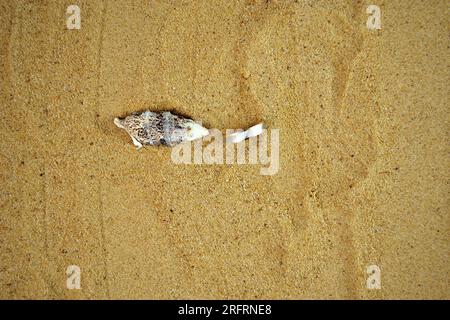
[226,123,264,143]
[114,111,209,149]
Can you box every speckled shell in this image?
[114,111,203,147]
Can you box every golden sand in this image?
[0,0,448,299]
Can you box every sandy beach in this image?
[0,0,448,299]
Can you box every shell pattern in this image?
[114,111,209,148]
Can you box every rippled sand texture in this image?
[0,0,448,299]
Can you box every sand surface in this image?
[0,0,448,299]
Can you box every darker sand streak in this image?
[95,0,110,299]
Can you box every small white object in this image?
[185,121,210,142]
[366,5,381,30]
[226,123,264,143]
